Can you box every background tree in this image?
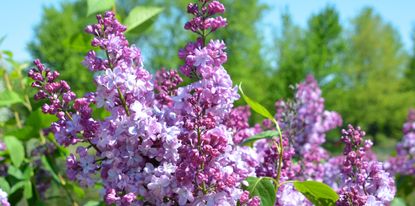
[28,1,95,94]
[325,8,415,153]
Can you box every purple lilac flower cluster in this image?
[154,69,183,107]
[387,109,415,176]
[0,189,9,206]
[171,1,259,204]
[290,75,342,181]
[335,125,395,205]
[251,75,342,205]
[30,1,261,205]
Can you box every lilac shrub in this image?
[28,0,402,205]
[30,1,260,205]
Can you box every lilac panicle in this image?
[335,125,395,206]
[386,109,415,176]
[30,1,260,205]
[171,0,260,204]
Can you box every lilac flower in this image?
[0,189,9,206]
[387,109,415,176]
[335,125,395,206]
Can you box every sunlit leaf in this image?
[293,181,339,206]
[244,177,276,206]
[124,6,163,33]
[87,0,115,16]
[0,90,24,107]
[239,83,274,120]
[4,136,25,167]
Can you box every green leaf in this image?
[241,130,279,147]
[0,90,24,107]
[0,177,10,193]
[87,0,115,16]
[244,177,276,206]
[67,183,85,199]
[7,165,24,179]
[5,126,35,141]
[84,200,101,206]
[10,181,25,194]
[41,156,60,183]
[239,84,274,120]
[23,181,32,199]
[391,198,406,206]
[4,136,25,167]
[124,6,163,32]
[26,109,58,133]
[23,166,34,180]
[293,181,339,206]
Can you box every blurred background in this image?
[1,0,415,158]
[0,0,415,205]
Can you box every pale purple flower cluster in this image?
[0,189,9,206]
[170,1,260,204]
[254,76,342,180]
[30,1,262,205]
[335,125,395,206]
[387,109,415,176]
[252,75,343,205]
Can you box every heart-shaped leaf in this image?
[293,181,339,206]
[87,0,115,16]
[124,6,163,33]
[244,177,276,206]
[4,136,25,167]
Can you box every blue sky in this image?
[0,0,414,61]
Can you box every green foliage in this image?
[395,175,415,205]
[4,136,25,167]
[240,131,279,147]
[244,177,276,206]
[391,197,407,206]
[325,8,415,142]
[124,6,163,32]
[28,1,96,94]
[87,0,115,16]
[293,181,339,206]
[0,90,23,107]
[239,84,274,120]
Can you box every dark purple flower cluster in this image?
[335,125,395,205]
[154,69,183,107]
[185,0,227,34]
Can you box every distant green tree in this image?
[326,8,415,143]
[272,11,306,99]
[404,28,415,90]
[28,1,95,94]
[304,6,345,86]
